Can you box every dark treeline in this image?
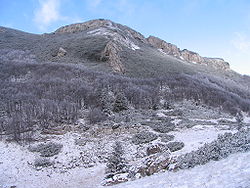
[0,49,249,142]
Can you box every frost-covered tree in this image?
[99,87,114,115]
[106,141,127,178]
[236,111,244,130]
[113,91,128,112]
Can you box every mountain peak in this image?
[54,19,115,34]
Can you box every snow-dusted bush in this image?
[29,142,63,157]
[34,158,54,167]
[160,134,175,142]
[106,142,128,177]
[150,122,175,133]
[88,108,107,124]
[132,131,158,145]
[176,129,250,169]
[113,91,129,112]
[167,142,184,152]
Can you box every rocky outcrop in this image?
[147,36,230,70]
[55,19,114,34]
[55,20,230,71]
[147,36,180,57]
[101,40,125,73]
[57,47,67,57]
[55,19,146,44]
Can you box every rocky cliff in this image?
[55,20,230,72]
[147,36,230,70]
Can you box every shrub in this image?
[166,141,184,152]
[150,122,175,133]
[160,134,175,142]
[29,142,63,157]
[176,129,250,169]
[106,141,128,177]
[132,131,158,145]
[34,158,54,167]
[113,92,129,112]
[88,108,107,124]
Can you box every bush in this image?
[176,129,250,169]
[150,122,175,133]
[160,134,175,142]
[166,141,184,152]
[106,141,128,177]
[88,108,107,124]
[132,131,158,145]
[113,92,129,112]
[29,142,63,157]
[34,158,54,167]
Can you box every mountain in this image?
[0,19,250,188]
[0,19,235,76]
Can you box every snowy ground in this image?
[113,151,250,188]
[0,106,249,188]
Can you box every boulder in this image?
[57,47,67,57]
[146,143,166,156]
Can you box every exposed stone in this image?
[146,143,167,156]
[103,173,129,186]
[101,40,125,73]
[136,152,170,177]
[147,36,230,70]
[147,36,180,57]
[57,47,67,57]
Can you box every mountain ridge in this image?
[52,19,230,72]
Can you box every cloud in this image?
[231,32,250,52]
[33,0,62,31]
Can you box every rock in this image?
[146,143,166,156]
[136,152,170,177]
[57,47,67,57]
[132,131,158,145]
[167,142,185,152]
[103,173,129,186]
[101,40,125,73]
[147,36,230,70]
[147,36,180,57]
[112,123,121,129]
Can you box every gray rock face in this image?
[55,19,230,72]
[57,47,67,57]
[136,152,170,177]
[55,19,146,43]
[147,36,230,70]
[147,36,180,57]
[101,40,125,73]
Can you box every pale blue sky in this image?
[0,0,250,75]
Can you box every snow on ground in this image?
[113,151,250,188]
[0,135,105,188]
[170,126,236,156]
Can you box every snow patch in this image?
[170,126,235,155]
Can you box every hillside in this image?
[0,19,250,188]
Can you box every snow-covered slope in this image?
[113,151,250,188]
